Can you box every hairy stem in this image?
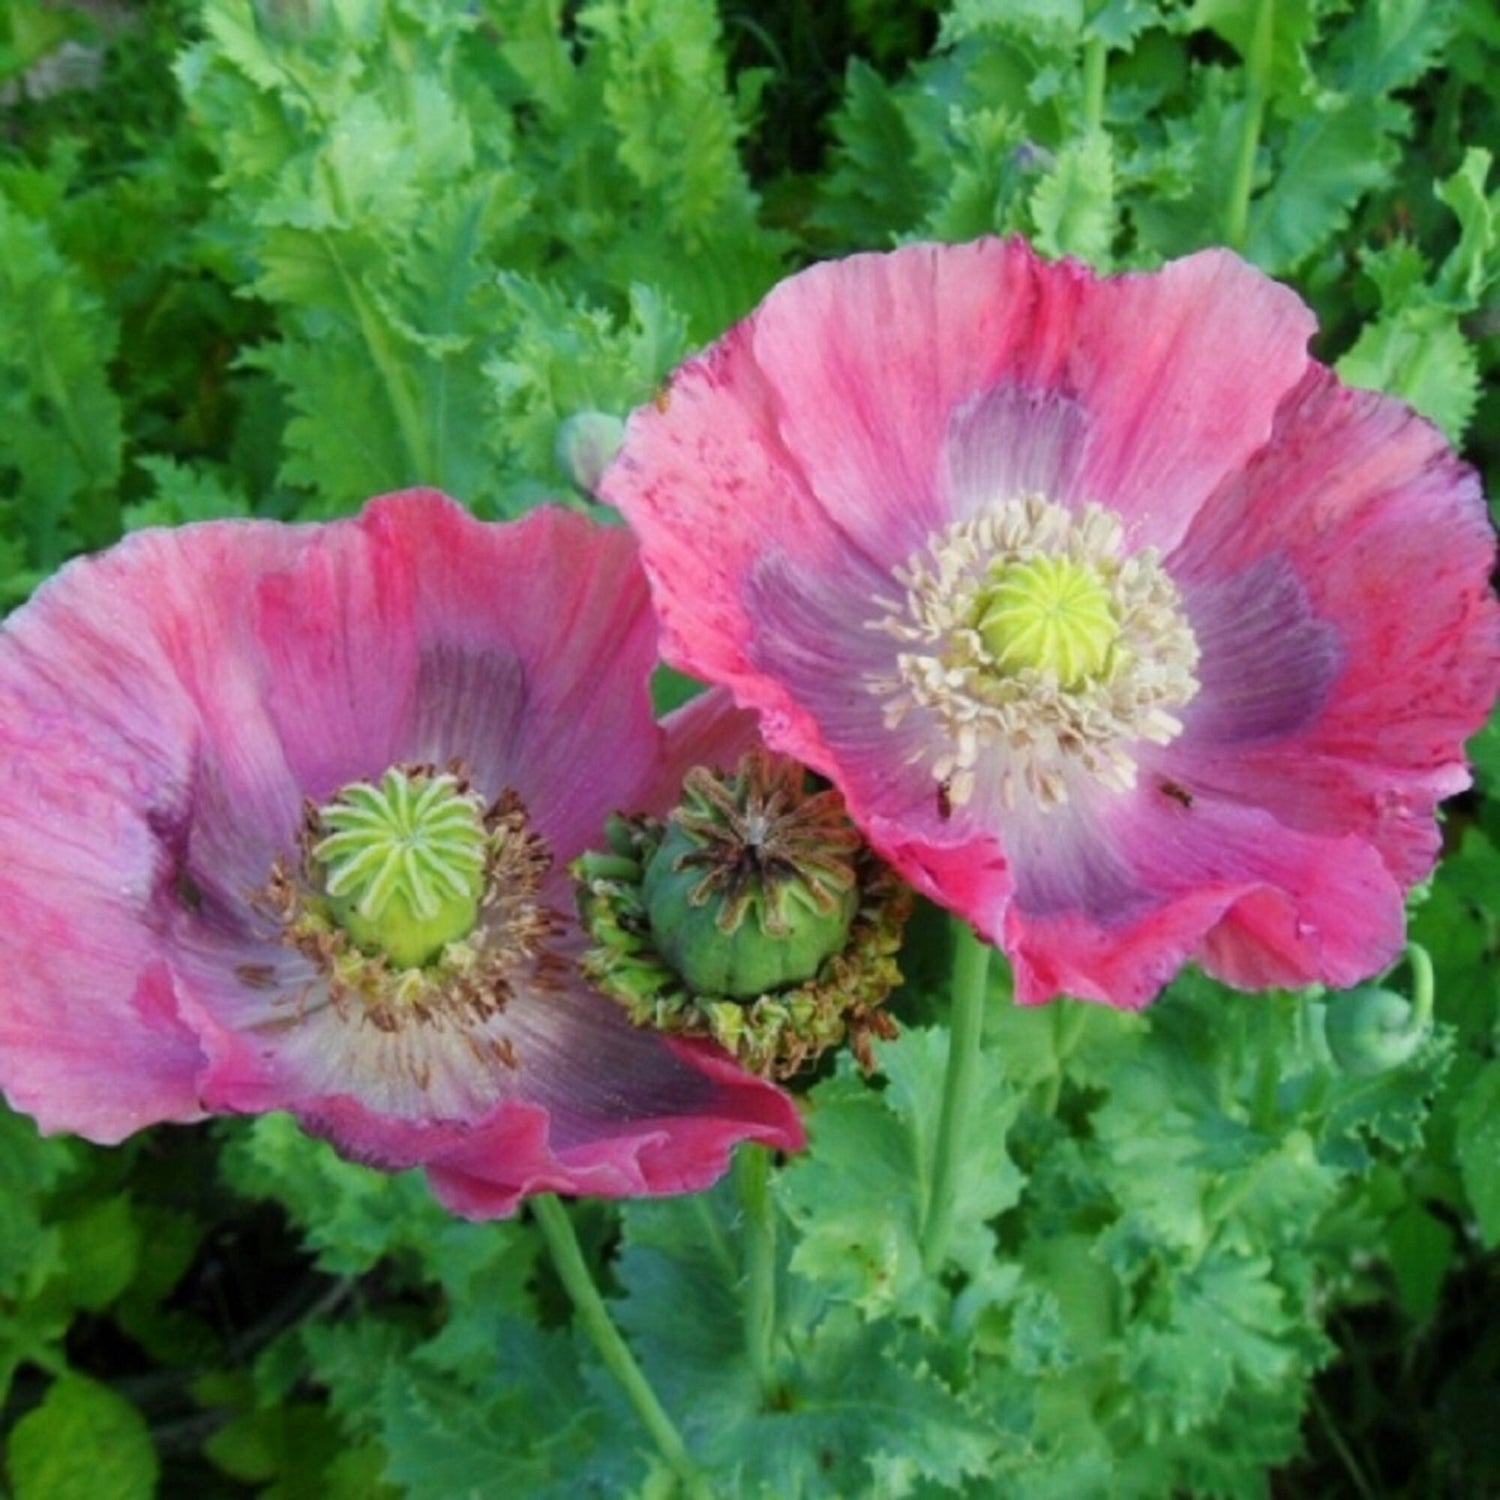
[1082,34,1108,135]
[736,1144,778,1396]
[1223,0,1274,249]
[531,1195,712,1500]
[922,918,992,1273]
[1250,993,1284,1133]
[1405,941,1435,1033]
[322,230,436,485]
[1039,998,1091,1116]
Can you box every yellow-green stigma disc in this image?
[313,768,488,970]
[976,554,1120,687]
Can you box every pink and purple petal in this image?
[0,491,801,1207]
[607,237,1500,1007]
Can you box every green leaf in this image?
[218,1113,537,1307]
[922,106,1031,241]
[1385,1202,1456,1321]
[1336,307,1479,442]
[1241,0,1457,271]
[493,0,580,119]
[780,1028,1023,1320]
[941,0,1086,50]
[1188,0,1316,100]
[1245,95,1406,272]
[612,1169,1001,1495]
[577,0,756,241]
[812,58,931,248]
[300,1317,419,1438]
[1433,146,1498,307]
[8,1374,158,1500]
[1412,823,1500,1048]
[1085,0,1164,50]
[1029,129,1116,263]
[1121,1251,1303,1438]
[1124,66,1243,260]
[50,1193,140,1313]
[1330,0,1457,98]
[204,1401,345,1493]
[485,275,688,514]
[124,455,251,531]
[1454,1059,1500,1246]
[0,192,123,570]
[379,1331,618,1500]
[0,1108,76,1300]
[1317,1024,1456,1165]
[178,0,531,511]
[761,1316,999,1498]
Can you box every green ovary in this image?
[976,554,1120,687]
[641,824,856,1000]
[313,768,488,970]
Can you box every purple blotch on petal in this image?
[743,547,938,824]
[943,382,1089,518]
[1005,795,1148,924]
[408,644,529,795]
[1178,555,1342,748]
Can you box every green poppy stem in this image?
[1405,941,1435,1033]
[921,918,992,1273]
[1224,0,1274,248]
[531,1195,712,1500]
[736,1143,778,1395]
[1082,34,1108,135]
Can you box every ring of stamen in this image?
[257,770,563,1037]
[866,495,1199,812]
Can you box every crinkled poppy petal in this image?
[355,497,671,859]
[252,510,420,802]
[609,240,1314,581]
[0,491,799,1209]
[1000,785,1405,1006]
[732,546,1019,919]
[281,1012,803,1219]
[424,1038,804,1219]
[0,522,319,1138]
[1060,247,1315,551]
[607,238,1498,1007]
[1166,369,1500,885]
[991,375,1499,1004]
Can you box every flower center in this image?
[257,767,560,1036]
[868,495,1199,812]
[314,768,488,970]
[975,554,1120,688]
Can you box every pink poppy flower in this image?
[0,491,802,1215]
[602,238,1500,1007]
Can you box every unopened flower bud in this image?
[1323,986,1428,1075]
[556,411,627,498]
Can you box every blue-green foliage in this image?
[0,192,122,596]
[136,960,1467,1498]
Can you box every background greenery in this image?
[0,1,1496,1495]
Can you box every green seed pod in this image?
[1322,986,1428,1075]
[571,749,914,1078]
[642,822,856,999]
[327,886,480,972]
[313,768,488,971]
